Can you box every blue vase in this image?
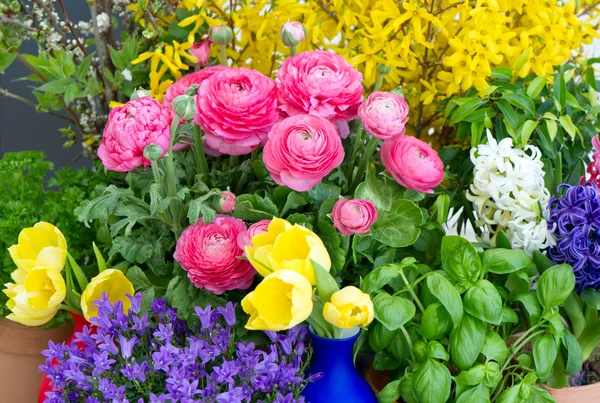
[302,328,377,403]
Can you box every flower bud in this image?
[143,143,164,162]
[322,286,374,329]
[172,94,196,120]
[184,84,200,97]
[142,28,157,39]
[210,25,233,45]
[378,64,392,75]
[280,21,306,47]
[9,1,19,12]
[130,88,152,100]
[190,40,211,65]
[213,191,236,213]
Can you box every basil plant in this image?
[361,234,582,403]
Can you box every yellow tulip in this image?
[80,269,134,321]
[3,266,66,326]
[242,269,313,331]
[8,222,67,273]
[245,218,331,285]
[323,286,374,329]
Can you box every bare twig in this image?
[0,15,36,32]
[30,0,68,42]
[56,0,88,56]
[0,87,76,124]
[579,1,600,16]
[89,2,115,105]
[314,0,339,23]
[434,0,464,15]
[16,55,46,82]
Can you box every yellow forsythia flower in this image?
[8,222,67,273]
[3,266,66,326]
[245,218,330,285]
[241,269,313,331]
[80,269,134,321]
[323,286,374,329]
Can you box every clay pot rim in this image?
[544,381,600,392]
[0,318,68,333]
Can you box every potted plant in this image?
[362,235,581,403]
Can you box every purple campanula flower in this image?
[194,305,215,330]
[154,323,174,343]
[92,350,116,377]
[128,293,143,314]
[118,335,138,359]
[217,302,237,326]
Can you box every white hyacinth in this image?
[467,130,555,255]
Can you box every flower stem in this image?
[193,125,209,180]
[373,70,384,92]
[229,155,238,189]
[151,160,161,184]
[398,269,426,312]
[289,45,296,56]
[399,325,416,362]
[219,45,228,66]
[348,137,379,194]
[165,116,183,232]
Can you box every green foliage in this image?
[0,151,103,326]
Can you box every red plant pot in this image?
[38,312,91,403]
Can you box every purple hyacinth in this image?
[39,292,310,402]
[548,182,600,291]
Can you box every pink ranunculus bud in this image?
[236,219,271,250]
[193,67,279,156]
[214,191,236,213]
[263,114,345,192]
[331,198,378,235]
[280,21,306,47]
[276,50,364,129]
[381,136,445,194]
[97,97,172,172]
[190,40,212,65]
[174,215,256,294]
[358,91,409,141]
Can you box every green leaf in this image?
[67,252,89,291]
[562,331,583,376]
[532,250,554,273]
[537,264,576,308]
[308,184,341,203]
[374,350,401,370]
[373,293,416,331]
[455,365,485,386]
[232,194,277,221]
[495,231,512,249]
[187,198,217,224]
[505,270,530,296]
[0,52,17,74]
[427,340,449,361]
[496,384,520,403]
[312,259,339,303]
[554,73,566,109]
[450,314,486,370]
[37,78,71,94]
[377,379,402,403]
[531,386,555,403]
[63,83,78,105]
[482,331,508,362]
[533,334,557,381]
[491,68,512,80]
[433,194,450,224]
[464,279,502,324]
[559,115,578,140]
[280,192,307,216]
[515,292,541,324]
[520,120,538,147]
[503,93,536,117]
[126,266,152,290]
[451,98,484,124]
[354,167,402,211]
[371,199,422,248]
[441,236,481,286]
[482,361,502,388]
[361,264,400,294]
[93,242,108,272]
[482,248,530,274]
[421,302,453,339]
[501,306,519,323]
[412,359,452,403]
[546,119,558,142]
[456,384,490,403]
[581,288,600,309]
[369,321,396,351]
[426,272,463,328]
[527,76,546,98]
[496,99,519,128]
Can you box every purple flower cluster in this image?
[40,293,310,403]
[548,182,600,291]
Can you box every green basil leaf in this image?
[361,264,399,294]
[482,361,502,389]
[532,250,554,273]
[427,340,449,361]
[369,321,396,352]
[451,314,486,370]
[401,372,419,403]
[411,359,452,403]
[537,264,576,308]
[531,386,555,403]
[421,302,453,339]
[496,384,520,403]
[495,230,512,249]
[483,248,530,274]
[581,288,600,310]
[426,272,463,328]
[377,379,402,403]
[441,236,481,286]
[533,334,558,381]
[457,383,490,403]
[562,330,583,376]
[455,365,485,386]
[464,279,503,325]
[482,331,508,362]
[515,292,541,324]
[505,270,530,296]
[374,349,400,371]
[501,306,519,324]
[373,293,416,331]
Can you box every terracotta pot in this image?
[365,363,399,402]
[0,318,73,403]
[545,382,600,402]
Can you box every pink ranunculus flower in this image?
[193,67,279,156]
[276,50,364,124]
[98,97,172,172]
[332,198,378,235]
[174,215,255,294]
[236,219,271,250]
[381,136,445,194]
[263,114,344,192]
[190,40,211,65]
[358,91,409,141]
[214,191,236,213]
